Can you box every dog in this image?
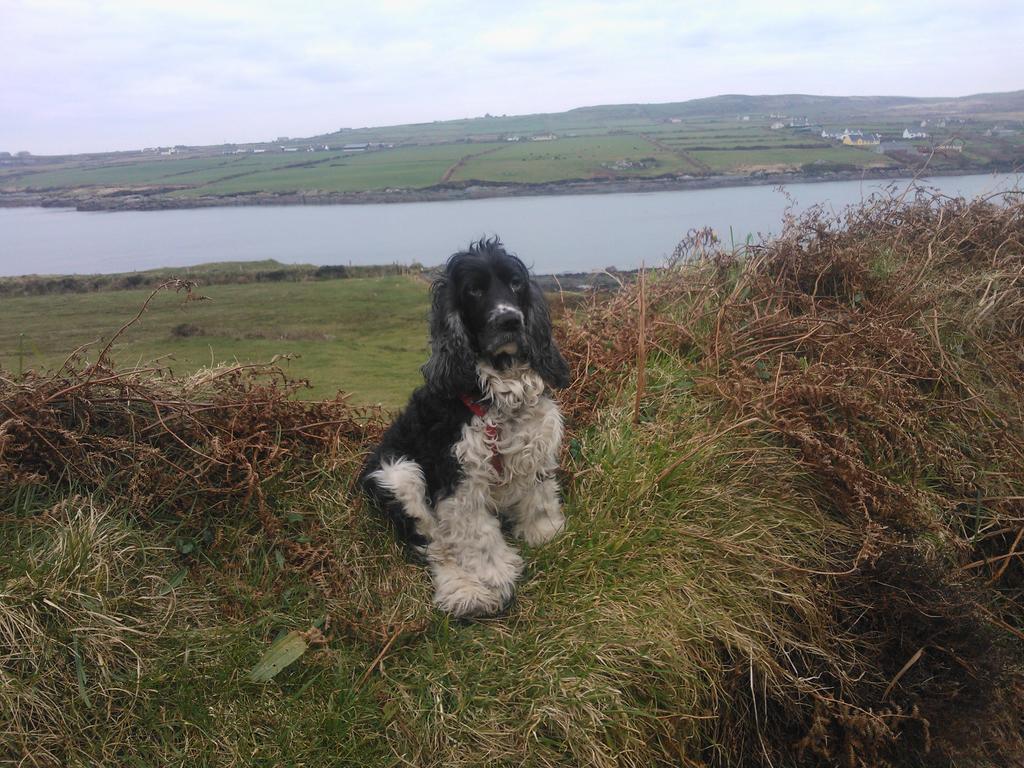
[359,237,570,618]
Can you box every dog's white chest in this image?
[456,396,562,481]
[453,365,563,499]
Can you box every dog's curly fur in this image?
[360,238,570,617]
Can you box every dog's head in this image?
[422,237,570,395]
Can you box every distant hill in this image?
[306,89,1024,145]
[587,90,1024,119]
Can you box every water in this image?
[0,173,1019,277]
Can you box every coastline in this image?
[2,166,1017,212]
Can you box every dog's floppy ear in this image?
[421,275,478,395]
[525,280,571,389]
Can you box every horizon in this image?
[8,86,1024,158]
[5,0,1023,155]
[9,86,1024,158]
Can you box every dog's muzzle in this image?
[484,308,524,357]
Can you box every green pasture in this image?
[2,94,1016,200]
[0,275,431,407]
[452,135,689,183]
[689,146,890,171]
[179,143,508,196]
[7,153,312,190]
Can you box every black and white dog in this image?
[360,238,570,618]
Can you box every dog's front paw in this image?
[432,569,508,617]
[516,507,566,547]
[430,548,523,618]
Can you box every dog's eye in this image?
[467,286,484,299]
[509,278,523,293]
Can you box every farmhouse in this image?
[343,143,369,152]
[531,134,557,141]
[842,132,880,147]
[903,128,928,139]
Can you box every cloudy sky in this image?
[3,0,1021,155]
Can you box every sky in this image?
[3,0,1021,155]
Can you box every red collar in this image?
[459,394,504,474]
[459,393,489,418]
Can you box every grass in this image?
[8,154,306,189]
[0,275,430,407]
[177,143,509,196]
[5,135,892,196]
[0,357,845,767]
[0,259,415,297]
[2,191,1024,765]
[688,146,890,171]
[451,135,691,183]
[5,100,1020,204]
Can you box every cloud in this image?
[1,0,1020,153]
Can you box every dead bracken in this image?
[0,280,383,520]
[558,187,1024,764]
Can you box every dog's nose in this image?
[494,310,523,332]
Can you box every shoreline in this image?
[2,166,1018,212]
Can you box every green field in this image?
[0,130,908,198]
[178,143,508,196]
[451,135,691,183]
[689,146,891,171]
[4,91,1021,206]
[0,275,431,407]
[5,153,342,189]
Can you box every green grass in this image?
[658,134,831,149]
[4,101,1017,201]
[0,275,430,407]
[452,135,691,183]
[9,155,282,189]
[178,143,508,196]
[0,356,844,766]
[689,146,890,171]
